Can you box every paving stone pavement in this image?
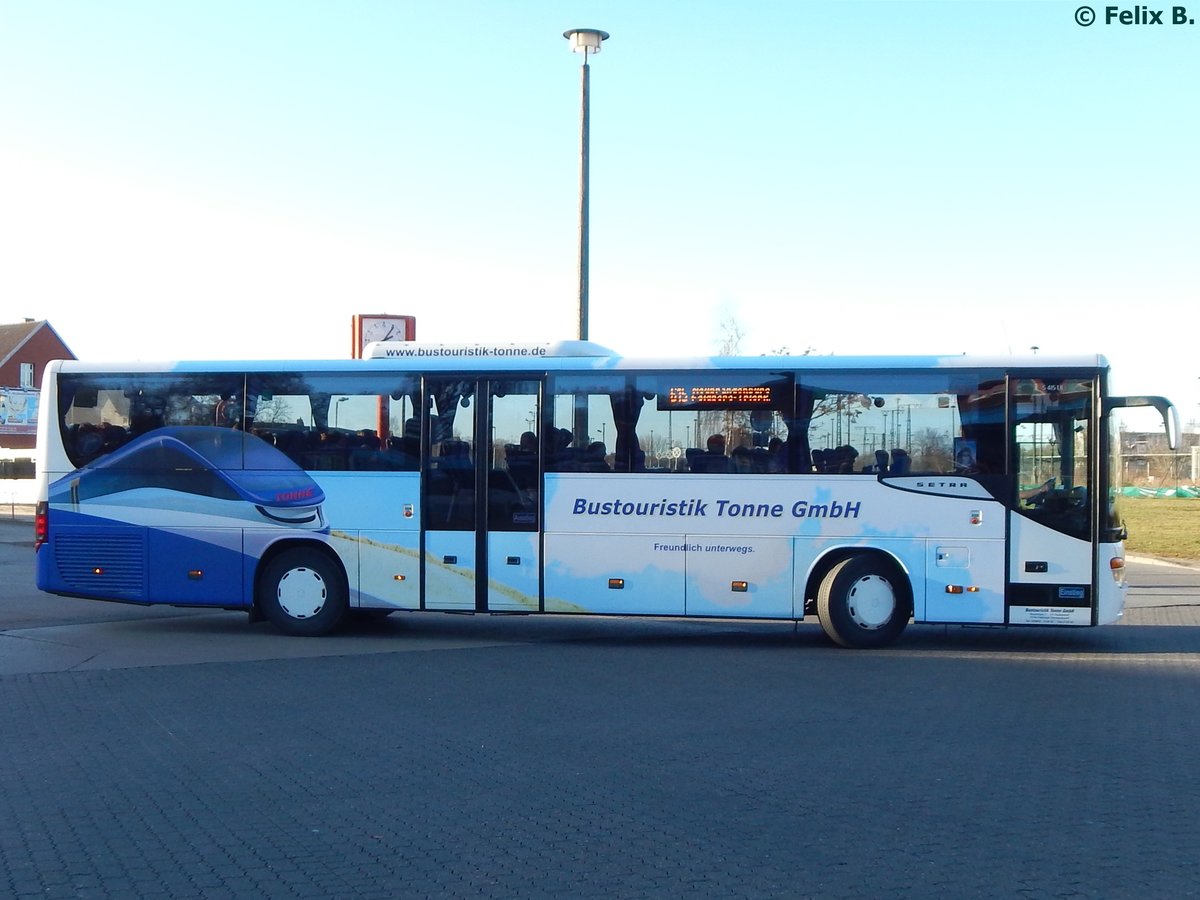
[3,620,1200,899]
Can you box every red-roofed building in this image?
[1,319,75,453]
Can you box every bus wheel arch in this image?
[255,542,349,636]
[813,551,912,649]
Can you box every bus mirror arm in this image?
[1109,395,1179,451]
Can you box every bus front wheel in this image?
[257,548,348,636]
[816,555,910,649]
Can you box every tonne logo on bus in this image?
[275,487,316,503]
[570,498,862,519]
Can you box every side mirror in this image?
[1109,395,1179,450]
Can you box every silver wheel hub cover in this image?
[846,574,895,629]
[277,567,327,619]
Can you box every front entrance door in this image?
[422,378,542,612]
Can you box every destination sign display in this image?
[661,384,779,410]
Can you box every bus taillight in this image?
[1109,555,1126,585]
[34,501,48,550]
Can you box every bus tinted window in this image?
[59,373,245,468]
[549,374,624,472]
[549,372,796,474]
[796,371,1006,476]
[247,373,420,472]
[635,372,794,473]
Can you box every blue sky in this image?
[2,1,1196,424]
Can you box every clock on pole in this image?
[352,314,416,358]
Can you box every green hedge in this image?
[1120,487,1200,498]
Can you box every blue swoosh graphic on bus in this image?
[49,426,326,509]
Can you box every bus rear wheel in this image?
[257,548,348,636]
[816,555,910,649]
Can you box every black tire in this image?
[816,555,910,649]
[257,547,348,636]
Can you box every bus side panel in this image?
[684,536,793,618]
[547,473,1006,623]
[424,531,477,611]
[38,513,148,601]
[488,531,540,612]
[922,538,1006,623]
[353,531,422,610]
[544,533,686,615]
[42,514,244,607]
[146,527,244,605]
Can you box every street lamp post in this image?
[564,27,609,342]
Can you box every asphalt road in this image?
[3,515,1199,898]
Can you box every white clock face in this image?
[356,315,413,356]
[362,319,399,343]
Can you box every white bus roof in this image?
[45,349,1111,375]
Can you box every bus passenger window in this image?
[548,374,625,473]
[797,372,1007,478]
[635,372,794,474]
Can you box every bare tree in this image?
[912,427,952,471]
[716,312,745,357]
[253,396,298,425]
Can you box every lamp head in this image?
[564,28,610,55]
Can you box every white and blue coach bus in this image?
[33,343,1177,648]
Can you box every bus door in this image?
[422,378,542,612]
[1007,377,1097,625]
